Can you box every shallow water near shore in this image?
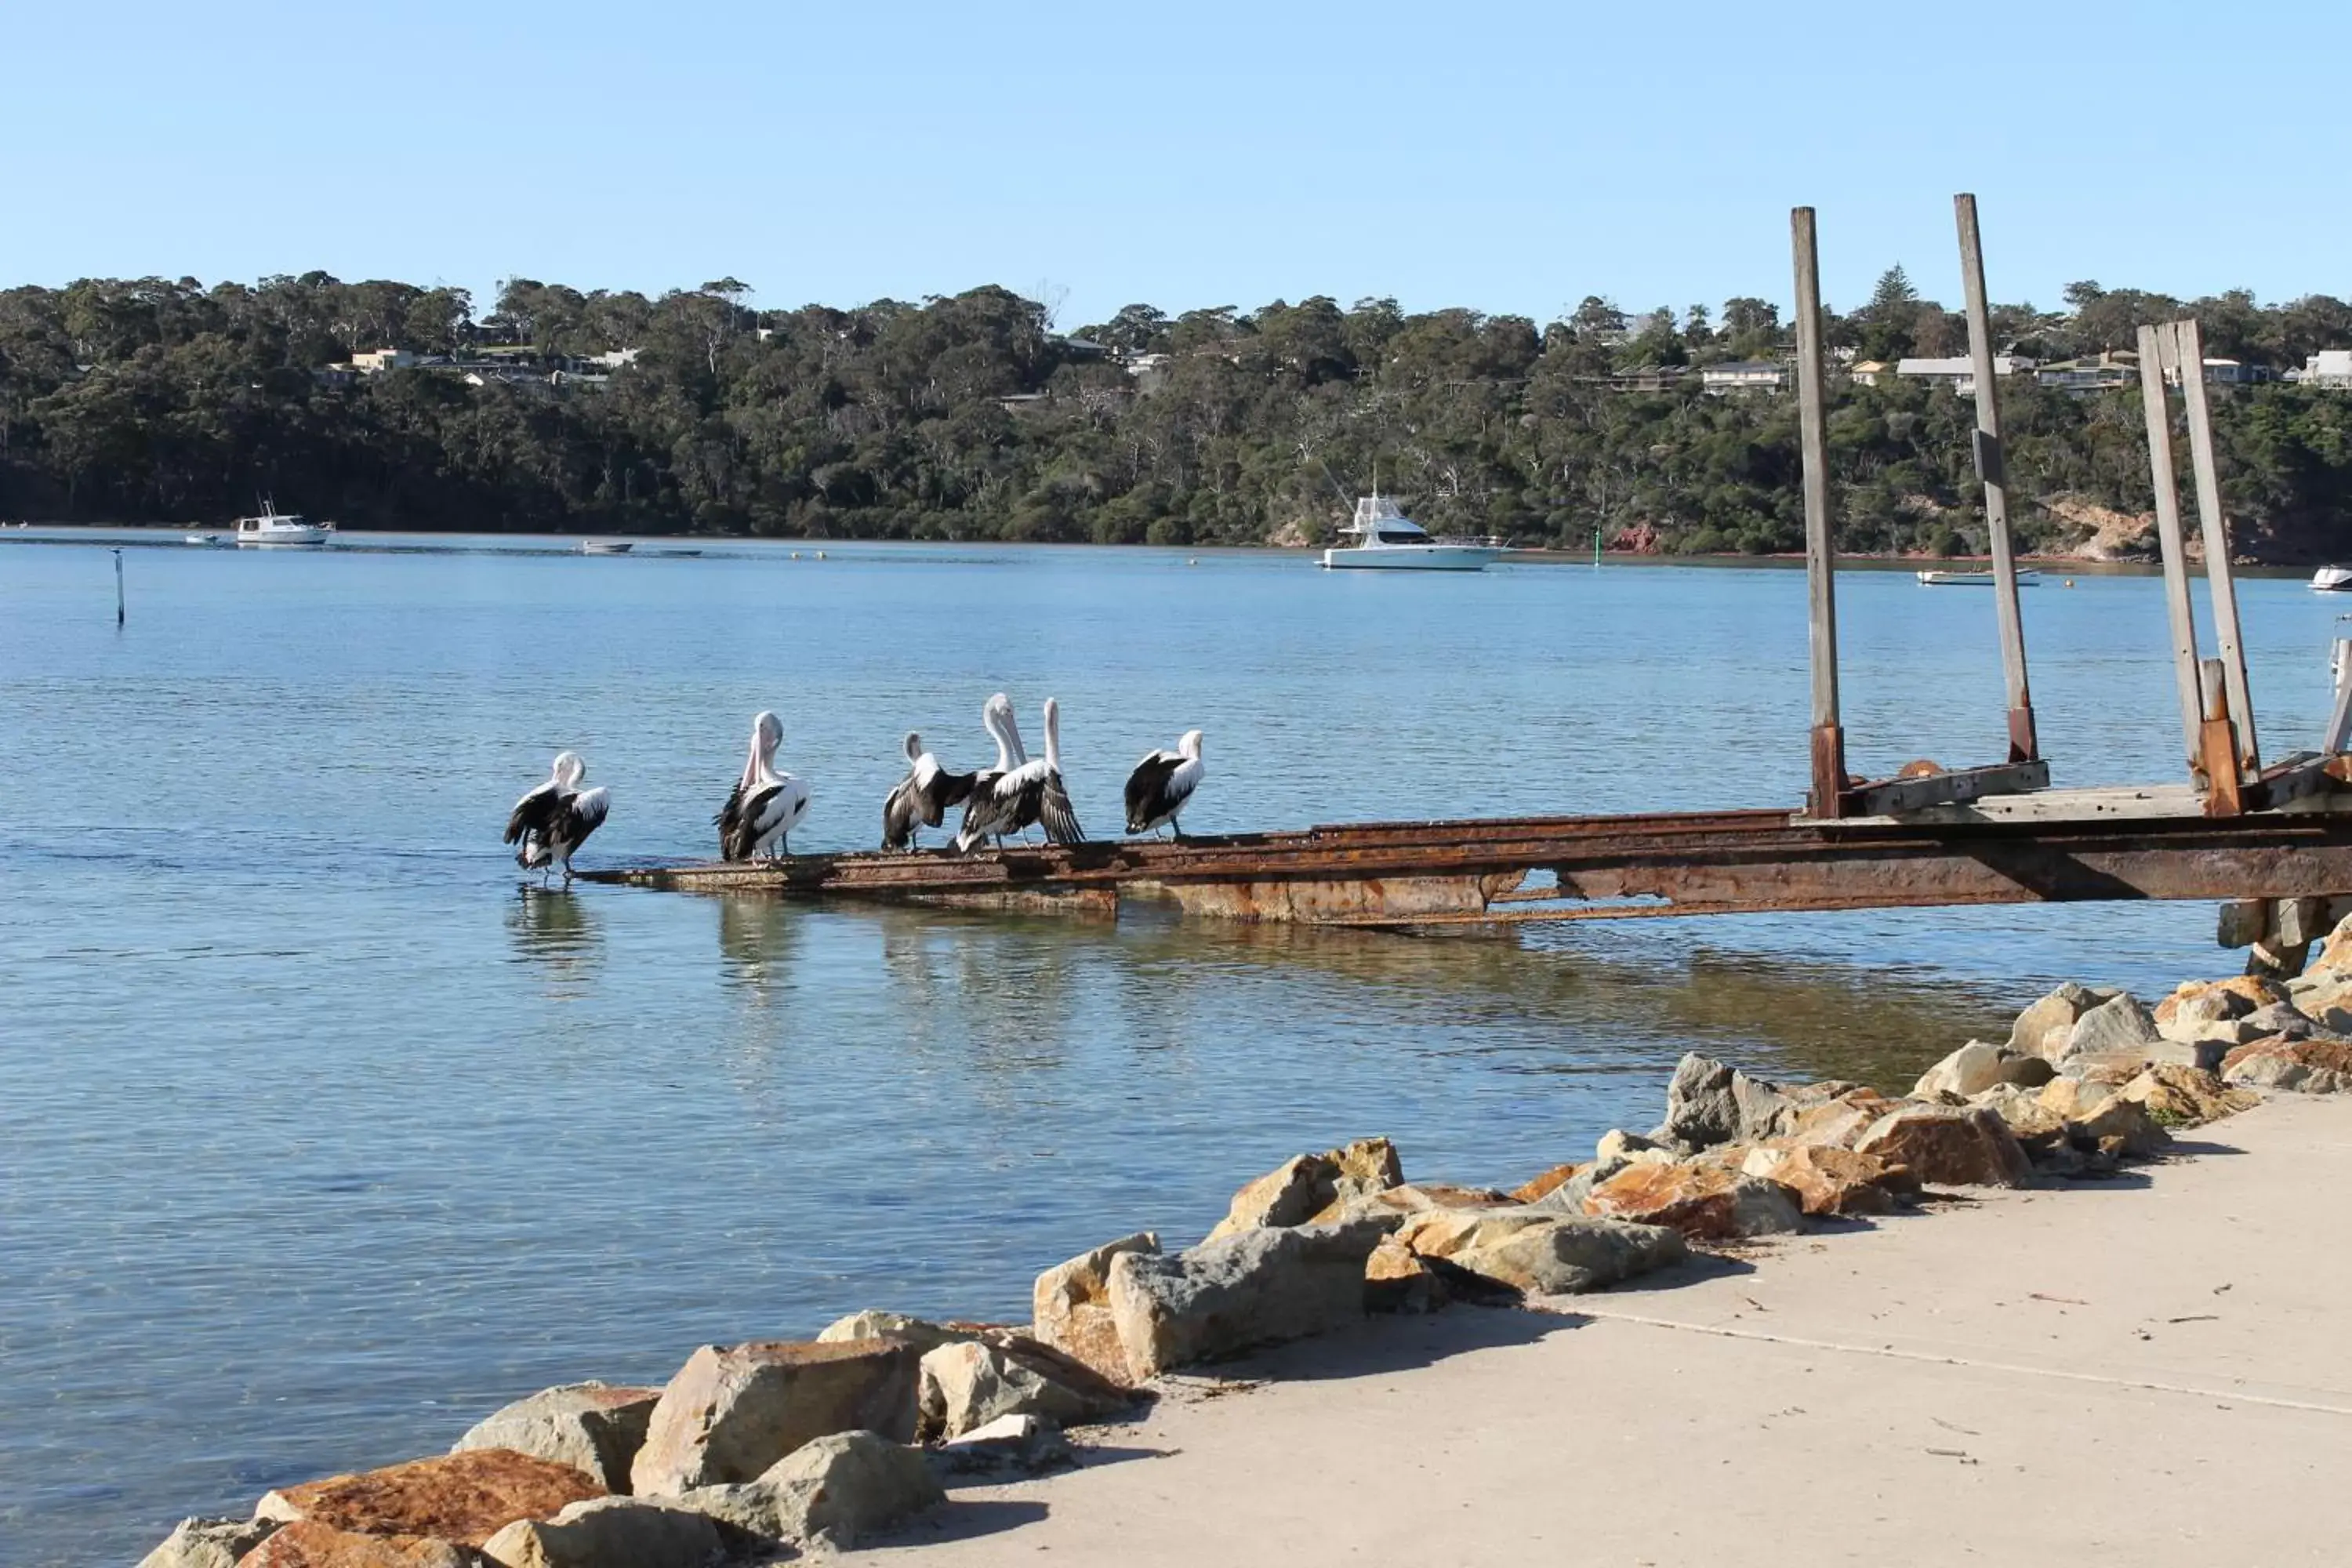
[1,538,2341,1566]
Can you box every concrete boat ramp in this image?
[869,1094,2352,1566]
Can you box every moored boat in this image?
[579,539,636,555]
[183,532,227,547]
[233,503,334,546]
[1917,567,2041,586]
[1320,496,1505,571]
[2312,565,2352,591]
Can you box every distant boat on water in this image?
[1320,495,1506,571]
[233,502,333,546]
[183,532,227,547]
[1916,567,2040,587]
[2312,565,2352,591]
[579,539,636,555]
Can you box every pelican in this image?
[1035,698,1085,845]
[883,731,978,851]
[716,710,811,860]
[504,750,611,885]
[955,694,1033,851]
[1125,729,1204,839]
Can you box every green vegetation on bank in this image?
[3,272,2350,556]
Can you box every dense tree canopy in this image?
[3,270,2350,558]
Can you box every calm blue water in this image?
[1,535,2341,1566]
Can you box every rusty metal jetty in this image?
[586,196,2352,966]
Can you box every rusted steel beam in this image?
[583,791,2352,931]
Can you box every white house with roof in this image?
[2300,350,2352,389]
[1700,360,1787,394]
[1895,355,2034,395]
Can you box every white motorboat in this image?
[1917,568,2041,586]
[1320,495,1506,571]
[2312,565,2352,592]
[579,539,636,555]
[233,503,334,546]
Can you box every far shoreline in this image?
[0,520,2307,576]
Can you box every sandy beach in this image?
[870,1093,2352,1567]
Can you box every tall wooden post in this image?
[2136,324,2205,775]
[2176,318,2259,774]
[1792,205,1846,817]
[1952,194,2037,762]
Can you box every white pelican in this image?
[1035,697,1085,845]
[504,750,611,884]
[716,710,811,860]
[955,694,1033,852]
[1125,729,1204,838]
[882,731,978,851]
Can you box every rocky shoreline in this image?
[140,924,2352,1567]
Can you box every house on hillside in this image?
[1896,354,2034,395]
[2035,351,2139,393]
[1587,365,1693,393]
[2297,350,2352,389]
[1849,360,1891,386]
[1700,360,1787,394]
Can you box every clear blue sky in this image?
[7,0,2343,328]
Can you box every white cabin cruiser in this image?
[233,503,334,546]
[1320,496,1506,571]
[2312,565,2352,592]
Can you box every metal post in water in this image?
[1953,193,2037,762]
[113,549,124,626]
[1791,205,1846,817]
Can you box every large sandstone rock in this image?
[1314,1181,1513,1225]
[2055,993,2162,1063]
[1204,1138,1402,1241]
[1033,1232,1160,1385]
[2153,975,2281,1025]
[930,1413,1074,1479]
[2038,1075,2114,1119]
[2223,1036,2352,1094]
[815,1311,989,1358]
[1653,1054,1793,1150]
[1106,1217,1393,1379]
[2240,1001,2338,1042]
[2006,981,2113,1056]
[1581,1162,1803,1240]
[478,1497,720,1568]
[137,1516,281,1568]
[1976,1084,2071,1160]
[1393,1209,1686,1296]
[916,1337,1131,1439]
[2118,1063,2259,1125]
[1507,1162,1583,1203]
[1363,1233,1449,1313]
[2067,1096,2171,1159]
[1911,1040,2053,1099]
[256,1450,602,1548]
[628,1338,918,1496]
[452,1383,660,1494]
[1853,1104,2032,1187]
[239,1522,477,1567]
[674,1430,942,1552]
[1739,1143,1916,1216]
[1777,1088,1899,1150]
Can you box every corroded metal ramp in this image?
[581,782,2352,931]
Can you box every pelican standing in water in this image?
[504,750,611,885]
[1125,729,1205,839]
[882,731,978,851]
[717,710,811,860]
